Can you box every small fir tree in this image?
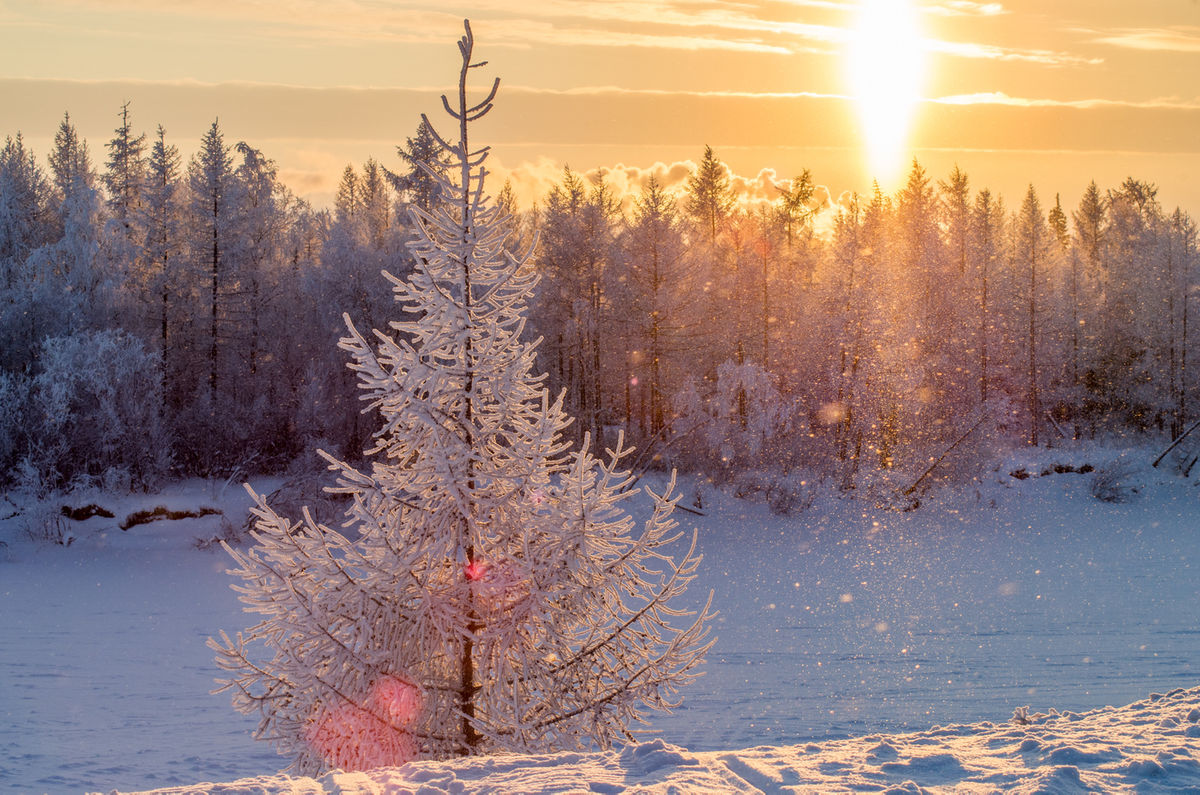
[48,112,93,205]
[389,118,452,216]
[139,125,180,405]
[777,169,814,249]
[187,119,234,407]
[102,101,146,235]
[684,145,733,246]
[212,20,713,773]
[1017,184,1048,446]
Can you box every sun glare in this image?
[847,0,927,187]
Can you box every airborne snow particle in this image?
[817,402,846,425]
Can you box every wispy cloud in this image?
[1,75,838,99]
[508,85,850,100]
[926,39,1102,66]
[483,22,793,54]
[468,1,850,52]
[925,1,1008,17]
[931,91,1200,110]
[29,76,1195,112]
[1090,26,1200,54]
[43,0,845,52]
[11,1,464,47]
[765,0,855,10]
[24,0,1105,71]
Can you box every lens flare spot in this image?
[371,676,422,726]
[468,558,533,617]
[305,676,423,771]
[464,559,486,581]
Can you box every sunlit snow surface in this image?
[657,447,1200,751]
[127,688,1200,793]
[2,445,1199,792]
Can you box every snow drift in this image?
[118,685,1200,793]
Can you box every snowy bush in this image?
[673,359,794,477]
[19,496,73,546]
[246,444,347,535]
[100,466,132,494]
[11,475,120,546]
[194,516,243,551]
[731,470,818,515]
[0,370,30,476]
[22,329,168,491]
[213,23,713,774]
[765,473,818,515]
[1090,460,1141,503]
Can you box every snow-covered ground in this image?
[2,444,1199,793]
[122,686,1200,793]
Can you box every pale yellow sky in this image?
[2,1,1199,212]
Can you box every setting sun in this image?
[847,0,928,187]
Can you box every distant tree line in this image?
[1,107,1196,494]
[531,149,1199,492]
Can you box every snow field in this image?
[2,444,1199,792]
[124,686,1200,793]
[654,447,1200,750]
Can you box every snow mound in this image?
[113,686,1200,794]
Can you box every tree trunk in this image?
[161,250,170,414]
[451,26,484,754]
[735,340,746,431]
[980,250,989,406]
[761,237,769,369]
[1070,248,1080,438]
[1028,236,1039,447]
[1183,270,1190,428]
[1167,237,1179,437]
[210,214,219,405]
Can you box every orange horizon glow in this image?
[1,2,1198,213]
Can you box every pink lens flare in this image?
[306,681,421,771]
[528,489,547,506]
[370,675,422,727]
[464,559,487,581]
[466,558,534,618]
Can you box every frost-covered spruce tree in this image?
[211,20,713,773]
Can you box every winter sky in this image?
[2,0,1199,210]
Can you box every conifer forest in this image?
[0,103,1196,498]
